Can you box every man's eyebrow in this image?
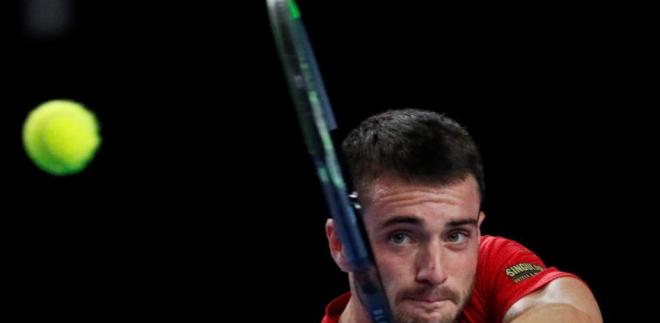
[379,215,421,229]
[379,216,478,229]
[447,219,478,228]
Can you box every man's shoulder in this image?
[474,235,581,322]
[321,292,351,323]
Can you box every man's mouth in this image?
[402,298,453,315]
[405,296,453,305]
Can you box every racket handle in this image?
[354,267,393,323]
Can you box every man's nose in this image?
[415,241,448,286]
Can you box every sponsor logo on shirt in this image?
[505,263,544,283]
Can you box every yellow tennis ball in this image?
[23,100,101,176]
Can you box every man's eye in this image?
[389,233,411,245]
[447,231,468,244]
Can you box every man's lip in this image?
[406,297,451,303]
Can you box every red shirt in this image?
[322,235,579,323]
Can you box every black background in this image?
[2,1,653,321]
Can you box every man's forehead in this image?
[377,213,479,230]
[361,174,480,205]
[356,175,481,228]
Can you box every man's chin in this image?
[395,313,457,323]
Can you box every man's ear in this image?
[478,211,486,233]
[326,218,351,272]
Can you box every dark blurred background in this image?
[2,0,652,321]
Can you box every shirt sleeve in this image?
[478,236,579,323]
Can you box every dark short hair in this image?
[342,109,485,205]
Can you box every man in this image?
[322,109,602,323]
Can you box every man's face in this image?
[361,175,484,323]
